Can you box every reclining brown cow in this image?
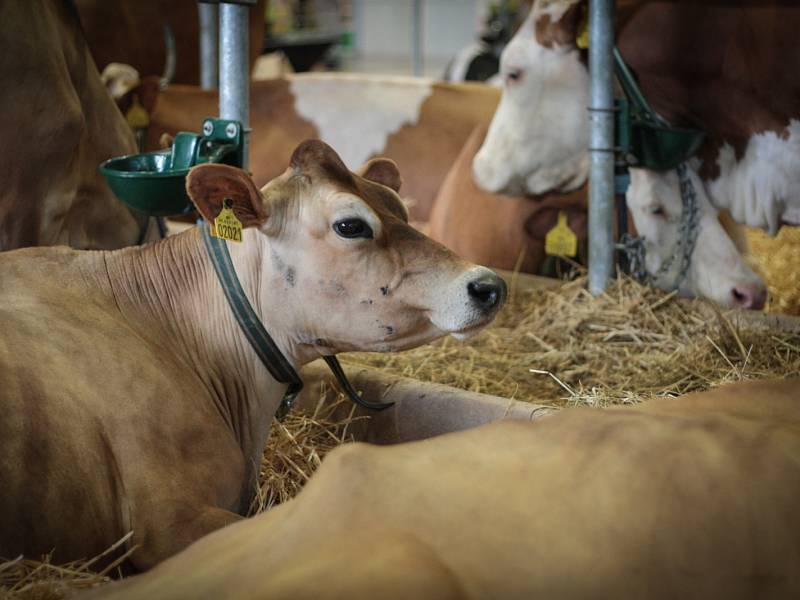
[91,379,800,599]
[0,140,506,571]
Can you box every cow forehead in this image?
[331,176,409,224]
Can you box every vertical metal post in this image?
[219,2,250,168]
[199,2,219,90]
[412,0,424,76]
[587,0,615,295]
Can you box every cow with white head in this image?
[627,167,766,309]
[473,0,589,195]
[469,0,769,309]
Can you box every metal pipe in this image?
[587,0,615,295]
[199,2,219,90]
[219,2,250,168]
[412,0,423,76]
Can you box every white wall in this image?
[352,0,491,72]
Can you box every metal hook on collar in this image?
[323,356,394,411]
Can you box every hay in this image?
[0,533,134,599]
[343,275,800,407]
[746,226,800,315]
[249,390,366,514]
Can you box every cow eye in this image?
[650,206,666,217]
[333,218,373,239]
[506,68,524,85]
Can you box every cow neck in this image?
[200,224,393,416]
[101,227,297,459]
[201,225,303,419]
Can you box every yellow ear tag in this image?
[212,198,243,243]
[575,10,589,49]
[125,94,150,129]
[545,211,578,257]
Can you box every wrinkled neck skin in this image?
[102,227,312,463]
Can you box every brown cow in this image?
[0,140,506,571]
[143,75,500,221]
[0,0,157,250]
[76,0,267,87]
[91,379,800,599]
[430,126,766,308]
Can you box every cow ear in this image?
[534,0,586,48]
[358,158,402,193]
[290,139,354,185]
[186,164,268,227]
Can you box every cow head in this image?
[473,0,589,195]
[627,167,767,310]
[187,140,507,357]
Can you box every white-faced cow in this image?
[91,379,800,599]
[0,0,158,251]
[430,126,767,309]
[0,141,506,571]
[473,0,800,252]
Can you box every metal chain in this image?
[616,162,701,291]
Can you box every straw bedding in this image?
[746,226,800,316]
[3,275,798,597]
[344,274,800,407]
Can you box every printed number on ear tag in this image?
[545,211,578,257]
[212,198,243,243]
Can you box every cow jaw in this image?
[472,2,589,196]
[627,168,766,310]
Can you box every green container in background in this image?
[99,118,243,217]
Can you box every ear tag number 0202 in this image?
[213,198,243,243]
[545,211,578,257]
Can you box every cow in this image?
[76,0,267,87]
[0,140,506,571]
[140,75,501,222]
[472,0,800,233]
[90,379,800,599]
[0,0,158,251]
[430,126,767,309]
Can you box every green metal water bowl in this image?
[613,49,705,172]
[100,151,194,216]
[99,118,244,217]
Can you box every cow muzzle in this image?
[430,267,507,340]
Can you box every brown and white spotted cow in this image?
[0,0,158,251]
[430,126,767,309]
[0,140,506,571]
[141,75,501,221]
[473,0,800,261]
[92,379,800,600]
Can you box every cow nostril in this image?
[467,275,507,311]
[731,285,767,310]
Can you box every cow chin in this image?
[524,157,589,196]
